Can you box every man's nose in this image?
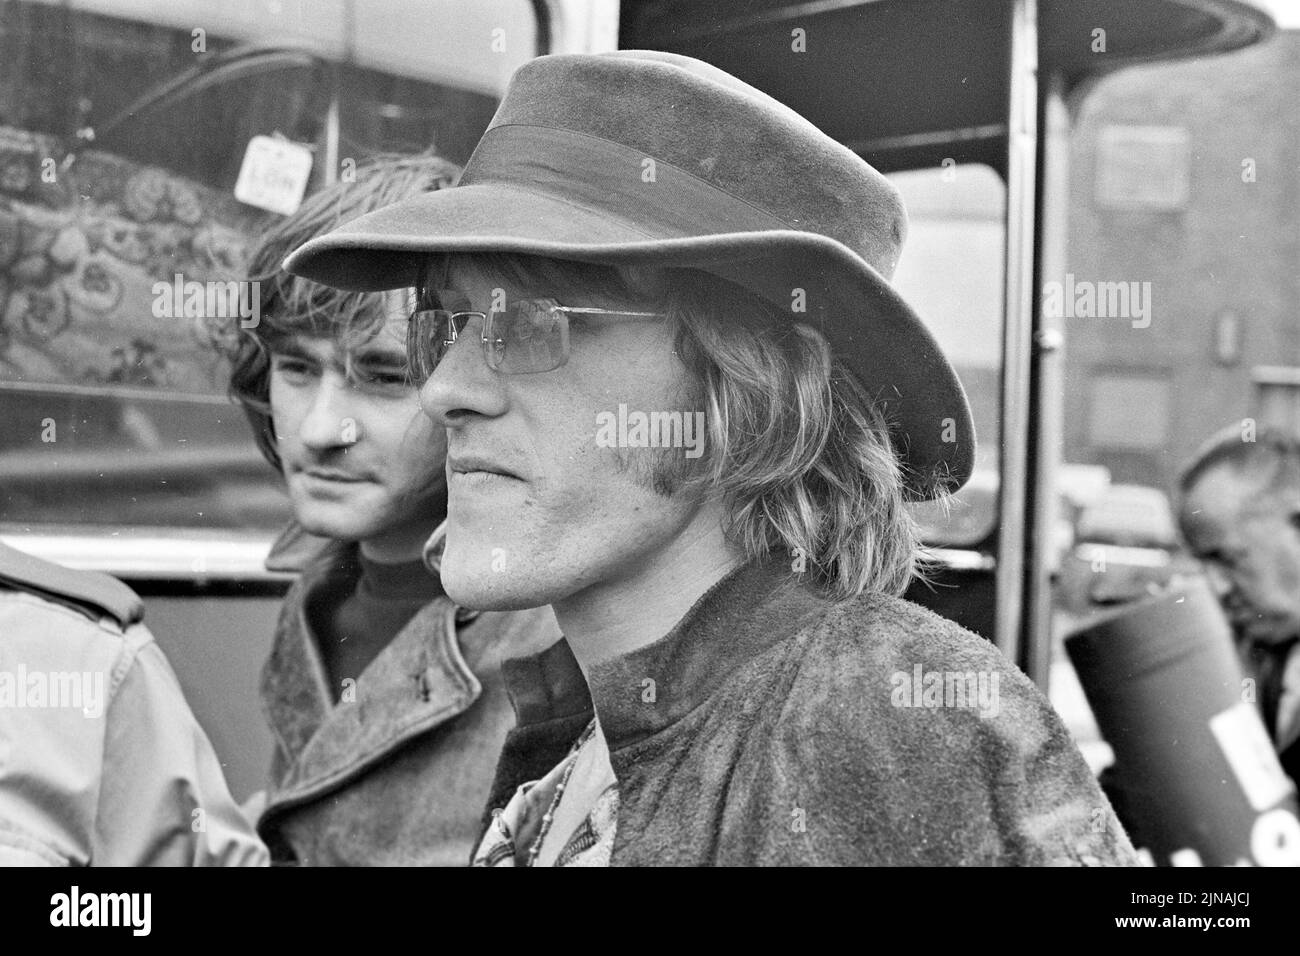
[418,315,507,426]
[300,372,359,449]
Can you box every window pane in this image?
[888,163,1005,546]
[0,0,536,531]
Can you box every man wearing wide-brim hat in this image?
[286,50,1138,866]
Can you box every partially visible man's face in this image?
[1180,464,1300,645]
[418,259,710,611]
[270,291,447,546]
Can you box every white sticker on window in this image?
[233,135,313,216]
[1209,701,1295,811]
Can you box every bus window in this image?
[889,162,1005,548]
[0,0,538,537]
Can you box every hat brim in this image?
[284,185,975,499]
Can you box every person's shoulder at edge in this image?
[0,549,268,867]
[748,582,1140,866]
[95,625,270,866]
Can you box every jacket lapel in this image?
[261,569,482,808]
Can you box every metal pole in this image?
[1023,71,1071,689]
[996,0,1039,669]
[322,0,355,188]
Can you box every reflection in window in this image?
[0,0,536,532]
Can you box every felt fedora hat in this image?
[285,50,975,500]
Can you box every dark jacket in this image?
[257,534,560,865]
[485,560,1139,866]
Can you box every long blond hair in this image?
[664,271,921,599]
[416,253,926,600]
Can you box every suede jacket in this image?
[257,533,560,865]
[484,560,1140,866]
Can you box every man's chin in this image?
[439,550,551,612]
[441,573,547,612]
[290,501,378,544]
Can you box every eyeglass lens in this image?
[409,296,569,378]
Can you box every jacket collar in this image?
[260,541,481,806]
[502,558,819,753]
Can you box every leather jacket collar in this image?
[501,559,811,752]
[260,540,481,810]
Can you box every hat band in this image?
[460,124,796,241]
